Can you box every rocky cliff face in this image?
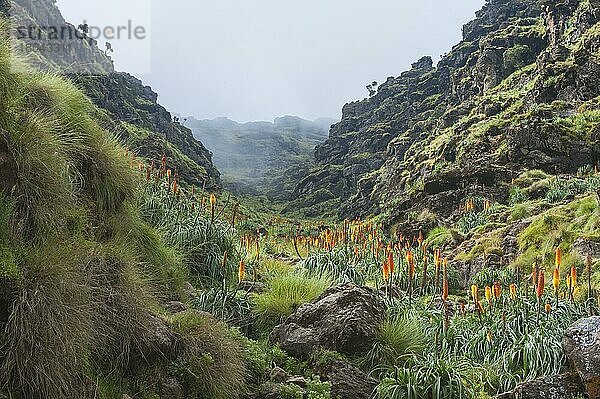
[6,0,114,73]
[3,0,221,189]
[290,0,600,223]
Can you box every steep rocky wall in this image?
[7,0,114,73]
[289,0,600,226]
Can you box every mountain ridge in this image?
[288,0,600,225]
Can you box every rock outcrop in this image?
[563,316,600,399]
[314,358,378,399]
[7,0,114,74]
[494,372,585,399]
[73,73,221,189]
[269,283,386,357]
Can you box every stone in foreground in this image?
[563,316,600,399]
[269,283,386,357]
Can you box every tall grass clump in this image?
[0,242,92,399]
[253,272,332,332]
[138,183,239,286]
[376,351,480,399]
[171,310,248,399]
[364,313,427,372]
[300,246,378,285]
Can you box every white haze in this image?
[57,0,485,122]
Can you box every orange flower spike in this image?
[442,263,449,302]
[571,266,578,288]
[382,260,390,281]
[531,262,538,292]
[536,270,545,299]
[387,251,395,275]
[406,250,413,265]
[545,303,552,314]
[485,286,492,303]
[555,247,562,268]
[552,268,560,293]
[492,281,501,299]
[221,251,228,268]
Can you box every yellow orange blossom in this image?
[471,285,479,304]
[545,303,552,313]
[555,247,562,268]
[485,286,492,303]
[509,283,517,300]
[553,268,560,292]
[570,266,577,288]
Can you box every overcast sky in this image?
[56,0,484,122]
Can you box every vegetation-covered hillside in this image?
[0,33,239,397]
[290,0,600,225]
[187,116,333,201]
[4,0,221,190]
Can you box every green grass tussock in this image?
[171,310,248,399]
[253,272,332,332]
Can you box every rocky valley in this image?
[186,116,334,201]
[1,0,600,398]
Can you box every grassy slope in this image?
[0,29,248,399]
